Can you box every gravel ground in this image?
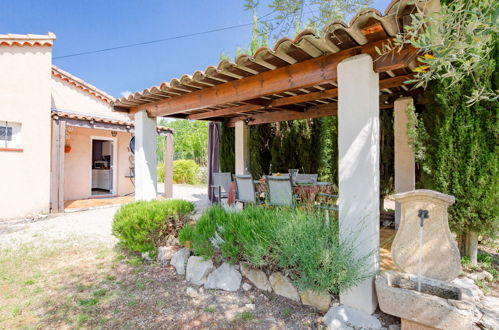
[0,184,209,249]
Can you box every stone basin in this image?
[376,271,474,330]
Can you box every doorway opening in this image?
[91,137,116,196]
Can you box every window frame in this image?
[0,121,23,152]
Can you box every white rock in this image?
[186,256,214,285]
[323,305,382,330]
[245,303,256,310]
[242,283,252,291]
[204,263,242,291]
[186,287,198,297]
[452,277,484,303]
[479,296,499,330]
[269,272,299,302]
[141,251,152,261]
[170,248,190,275]
[240,263,272,292]
[157,246,181,264]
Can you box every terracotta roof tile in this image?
[51,110,174,134]
[0,32,56,47]
[52,65,115,103]
[114,0,438,108]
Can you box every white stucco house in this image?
[0,33,173,219]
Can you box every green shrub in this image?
[179,205,373,294]
[273,210,373,294]
[112,199,194,253]
[173,159,199,184]
[157,162,165,183]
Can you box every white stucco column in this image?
[235,120,249,175]
[394,97,416,229]
[135,110,157,200]
[338,54,380,314]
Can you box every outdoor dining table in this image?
[254,179,333,204]
[226,179,333,205]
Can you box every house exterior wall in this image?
[0,45,53,219]
[64,127,134,201]
[51,76,129,121]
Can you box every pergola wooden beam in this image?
[187,73,414,120]
[132,39,417,117]
[227,103,338,127]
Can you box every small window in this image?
[0,121,22,149]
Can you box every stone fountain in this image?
[375,190,475,330]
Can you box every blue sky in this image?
[2,0,391,98]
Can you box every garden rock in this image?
[157,246,181,264]
[452,277,484,303]
[269,272,299,302]
[204,263,241,292]
[478,296,499,330]
[186,256,214,285]
[186,287,198,298]
[323,305,382,330]
[242,283,252,291]
[171,248,190,275]
[240,263,272,292]
[467,270,493,282]
[300,289,331,312]
[141,251,152,261]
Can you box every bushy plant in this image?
[173,159,199,184]
[157,162,165,183]
[112,199,194,253]
[273,210,373,294]
[179,205,373,294]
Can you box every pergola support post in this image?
[135,110,157,200]
[164,132,174,198]
[338,54,380,314]
[50,119,66,213]
[235,120,249,175]
[394,97,416,229]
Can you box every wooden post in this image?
[164,132,173,198]
[50,119,66,213]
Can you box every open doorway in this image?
[90,137,116,196]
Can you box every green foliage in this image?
[408,32,499,238]
[220,119,235,173]
[157,162,165,183]
[179,205,373,294]
[244,0,372,43]
[173,159,199,184]
[381,0,498,104]
[112,199,194,253]
[157,119,208,166]
[273,209,373,294]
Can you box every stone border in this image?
[161,247,332,312]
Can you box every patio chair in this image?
[315,192,338,225]
[210,172,232,204]
[234,174,258,205]
[288,169,299,185]
[266,175,295,207]
[294,173,318,184]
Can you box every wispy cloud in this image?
[120,90,132,98]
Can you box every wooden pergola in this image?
[113,0,438,315]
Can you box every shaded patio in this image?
[112,0,437,314]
